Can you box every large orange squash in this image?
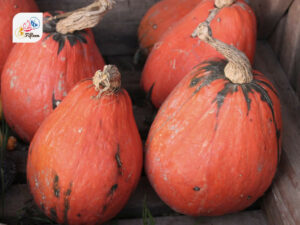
[1,1,114,142]
[138,0,202,53]
[145,24,281,216]
[141,0,256,108]
[0,0,38,75]
[27,65,143,225]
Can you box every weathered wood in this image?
[105,211,267,225]
[268,0,300,99]
[249,0,294,39]
[254,42,300,225]
[268,15,287,59]
[254,42,300,118]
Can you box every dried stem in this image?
[53,0,115,34]
[193,22,253,84]
[92,65,121,98]
[191,0,235,37]
[215,0,236,9]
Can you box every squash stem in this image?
[53,0,115,34]
[92,65,121,98]
[215,0,236,8]
[192,22,253,84]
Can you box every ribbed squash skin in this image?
[27,80,143,225]
[0,0,38,74]
[145,60,282,216]
[138,0,202,53]
[141,0,256,107]
[1,14,105,142]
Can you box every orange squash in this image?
[27,65,143,225]
[1,0,114,142]
[141,0,256,108]
[138,0,202,53]
[0,0,38,75]
[145,24,281,216]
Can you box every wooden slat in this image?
[254,42,300,119]
[268,0,300,98]
[254,42,300,225]
[249,0,294,39]
[105,211,267,225]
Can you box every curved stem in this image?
[93,65,121,98]
[191,0,235,37]
[193,22,253,84]
[215,0,236,9]
[55,0,115,34]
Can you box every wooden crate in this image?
[2,0,300,224]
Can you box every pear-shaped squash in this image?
[145,23,281,216]
[27,65,143,225]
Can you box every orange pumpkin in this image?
[1,8,109,142]
[145,24,281,216]
[138,0,202,53]
[141,0,257,108]
[0,0,38,75]
[27,65,143,225]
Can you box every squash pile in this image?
[0,0,282,224]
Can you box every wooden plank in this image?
[268,15,287,59]
[254,42,300,119]
[105,211,267,225]
[249,0,294,39]
[268,0,300,98]
[254,42,300,225]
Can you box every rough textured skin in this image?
[141,0,257,108]
[138,0,202,53]
[1,14,105,142]
[27,80,143,225]
[0,0,38,75]
[145,60,282,216]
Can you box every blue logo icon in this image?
[30,17,40,29]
